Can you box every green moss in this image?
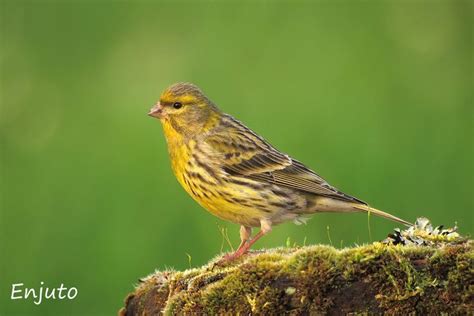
[121,233,473,315]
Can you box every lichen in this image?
[120,220,473,315]
[384,217,463,246]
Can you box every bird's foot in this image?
[212,247,249,268]
[222,251,244,262]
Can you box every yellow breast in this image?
[161,120,268,227]
[161,119,190,187]
[175,151,264,225]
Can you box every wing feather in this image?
[206,115,364,203]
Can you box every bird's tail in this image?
[308,197,413,226]
[352,204,413,227]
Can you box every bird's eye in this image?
[173,102,183,109]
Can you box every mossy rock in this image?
[120,239,473,315]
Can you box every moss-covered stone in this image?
[119,222,473,315]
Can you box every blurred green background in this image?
[1,1,472,315]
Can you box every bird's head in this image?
[149,83,221,136]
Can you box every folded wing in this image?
[205,115,365,204]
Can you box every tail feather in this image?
[308,197,413,227]
[353,204,413,227]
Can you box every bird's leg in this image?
[241,220,272,252]
[223,220,272,261]
[222,226,251,261]
[236,225,252,252]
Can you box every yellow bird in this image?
[148,83,412,260]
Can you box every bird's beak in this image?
[148,103,163,119]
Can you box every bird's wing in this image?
[205,115,364,203]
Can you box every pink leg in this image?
[236,225,252,251]
[223,220,272,261]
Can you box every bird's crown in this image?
[160,82,208,105]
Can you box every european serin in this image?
[149,82,411,260]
